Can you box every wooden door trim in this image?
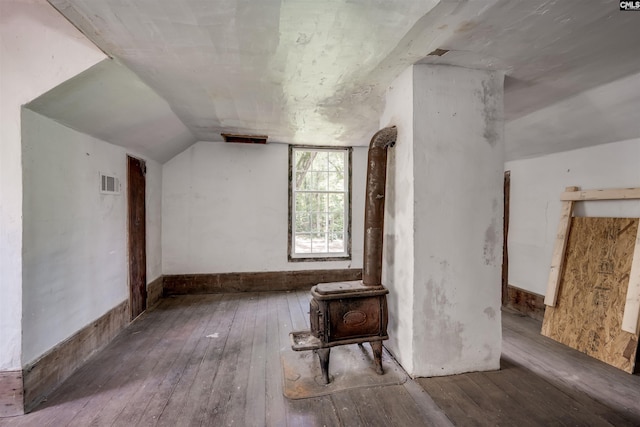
[127,155,147,320]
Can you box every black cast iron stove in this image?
[290,126,397,384]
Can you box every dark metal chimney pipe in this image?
[362,126,397,287]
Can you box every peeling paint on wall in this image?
[422,279,465,368]
[479,78,500,147]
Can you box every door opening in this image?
[128,155,147,320]
[502,170,511,306]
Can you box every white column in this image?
[382,64,504,377]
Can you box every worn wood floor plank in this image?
[371,384,430,427]
[401,378,454,426]
[464,371,539,427]
[198,293,254,426]
[110,294,224,427]
[65,296,208,427]
[243,293,269,427]
[265,293,287,427]
[295,289,312,329]
[221,293,260,427]
[135,294,233,426]
[331,388,363,426]
[5,298,640,427]
[45,297,200,427]
[157,294,240,426]
[418,376,483,427]
[286,291,308,332]
[502,312,640,422]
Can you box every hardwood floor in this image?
[2,292,639,426]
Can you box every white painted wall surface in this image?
[0,0,105,370]
[162,142,367,274]
[506,138,640,296]
[146,160,163,283]
[22,110,163,365]
[381,64,503,377]
[380,66,415,374]
[411,65,504,377]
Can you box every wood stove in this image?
[290,126,397,384]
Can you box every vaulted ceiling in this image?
[28,0,640,162]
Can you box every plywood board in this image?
[622,225,640,334]
[544,186,578,306]
[541,217,640,373]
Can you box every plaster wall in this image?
[21,109,162,365]
[381,65,503,377]
[380,66,415,374]
[0,0,105,370]
[506,138,640,296]
[411,65,504,377]
[162,142,367,274]
[22,110,124,364]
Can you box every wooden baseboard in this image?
[147,276,163,309]
[504,285,545,321]
[0,371,24,417]
[163,269,363,295]
[22,300,129,413]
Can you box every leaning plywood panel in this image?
[541,217,640,373]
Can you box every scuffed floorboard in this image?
[2,294,639,426]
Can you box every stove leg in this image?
[317,348,331,384]
[370,341,384,375]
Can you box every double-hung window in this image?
[289,146,351,261]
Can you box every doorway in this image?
[128,155,147,319]
[502,170,511,305]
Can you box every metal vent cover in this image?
[100,172,120,194]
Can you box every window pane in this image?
[328,194,344,213]
[310,151,328,171]
[328,171,344,191]
[315,193,327,212]
[311,212,327,236]
[295,193,311,212]
[311,171,328,191]
[328,151,344,172]
[329,211,344,233]
[295,172,310,190]
[295,212,310,232]
[312,234,328,253]
[328,233,344,252]
[295,233,312,253]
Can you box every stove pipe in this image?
[362,126,397,287]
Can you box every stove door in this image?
[327,296,387,342]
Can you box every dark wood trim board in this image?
[22,300,129,413]
[504,284,545,321]
[0,370,24,417]
[163,269,363,295]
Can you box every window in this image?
[289,146,351,261]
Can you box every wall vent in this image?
[100,172,120,194]
[221,133,268,144]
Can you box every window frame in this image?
[288,145,352,262]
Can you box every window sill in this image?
[288,255,351,262]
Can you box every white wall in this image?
[0,0,106,370]
[411,65,503,377]
[506,138,640,296]
[162,141,367,274]
[380,66,415,374]
[146,160,163,283]
[381,64,503,378]
[22,109,162,365]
